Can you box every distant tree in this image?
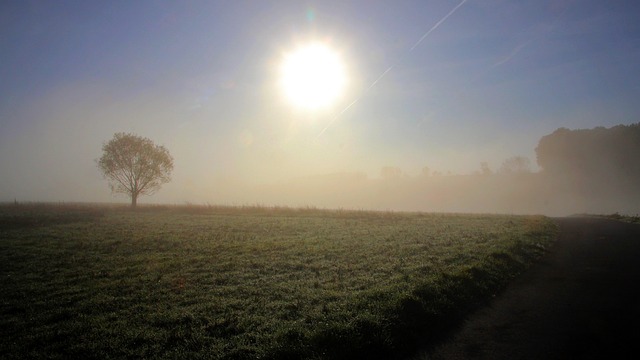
[97,132,174,207]
[380,166,402,180]
[498,156,531,174]
[421,166,431,177]
[480,162,492,176]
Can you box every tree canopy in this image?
[97,132,173,207]
[535,123,640,200]
[536,123,640,179]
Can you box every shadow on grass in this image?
[264,248,544,360]
[0,202,106,230]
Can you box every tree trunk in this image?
[131,193,138,208]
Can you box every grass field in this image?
[0,203,557,359]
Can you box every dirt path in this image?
[413,217,640,359]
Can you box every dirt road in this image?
[414,217,640,359]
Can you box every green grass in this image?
[0,203,557,359]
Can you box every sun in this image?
[279,43,347,111]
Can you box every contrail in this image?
[317,0,468,138]
[316,98,360,139]
[317,65,394,139]
[410,0,467,51]
[492,40,531,67]
[367,66,394,91]
[490,3,570,69]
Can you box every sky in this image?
[1,0,639,206]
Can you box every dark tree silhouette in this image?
[97,132,173,207]
[535,123,640,211]
[536,124,640,181]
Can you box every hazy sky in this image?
[1,0,639,204]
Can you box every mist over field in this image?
[2,120,639,216]
[2,3,640,358]
[2,123,640,216]
[247,124,640,216]
[1,1,639,216]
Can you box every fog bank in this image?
[195,124,640,216]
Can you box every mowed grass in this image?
[0,204,557,359]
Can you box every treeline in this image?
[531,123,640,215]
[536,124,640,194]
[241,123,640,216]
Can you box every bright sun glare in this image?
[279,43,347,111]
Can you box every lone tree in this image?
[97,132,173,207]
